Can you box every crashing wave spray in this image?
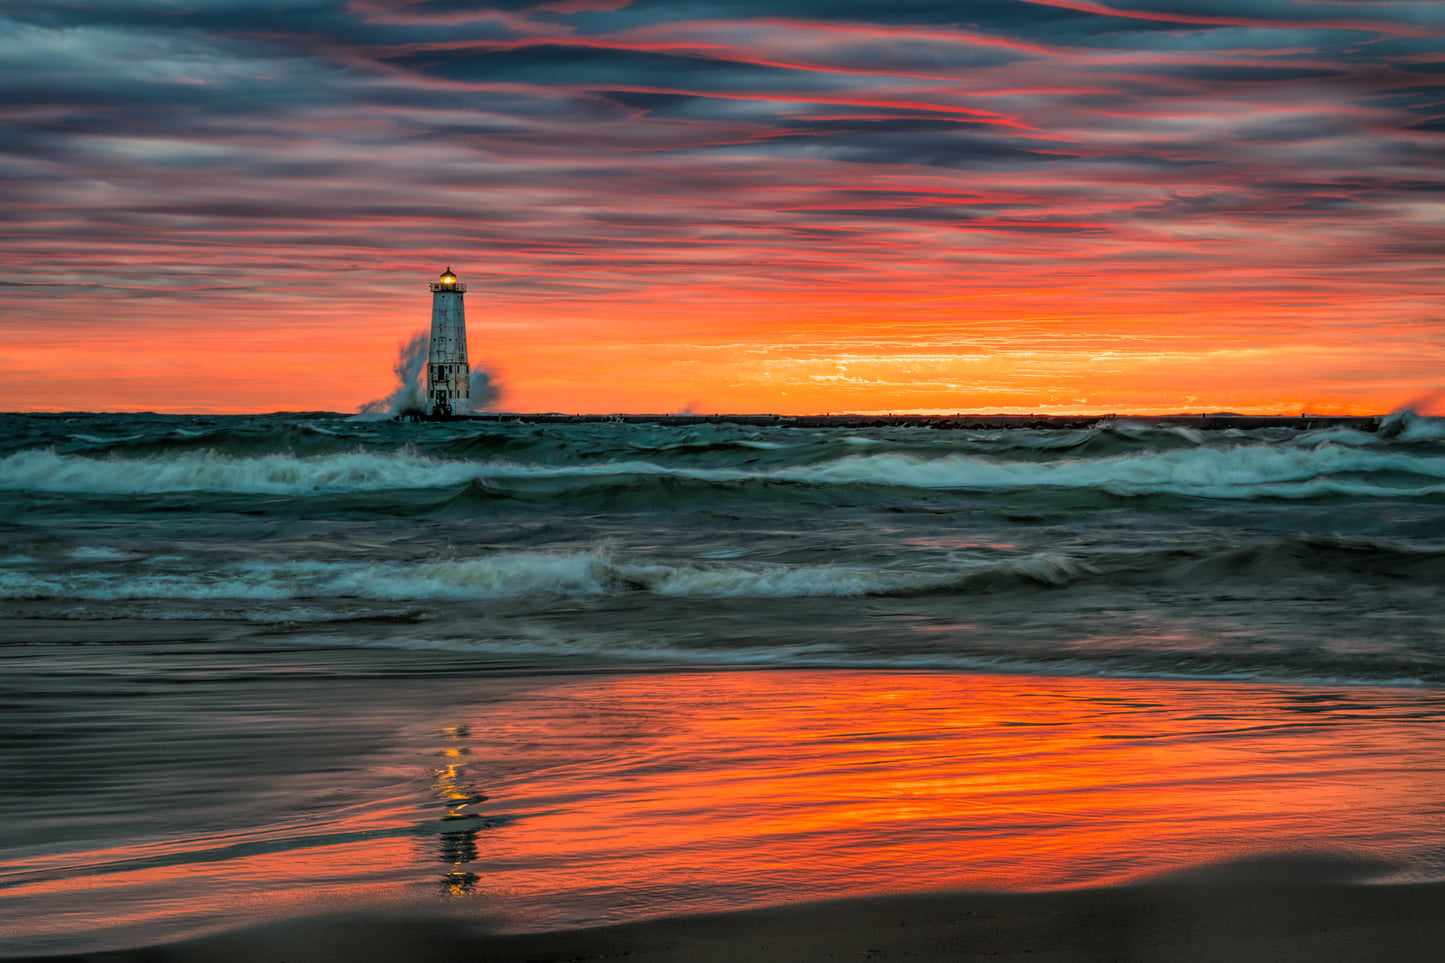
[1378,391,1445,440]
[356,332,429,419]
[355,337,502,420]
[470,368,500,410]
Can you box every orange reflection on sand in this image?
[453,671,1444,928]
[5,670,1440,951]
[1,836,422,951]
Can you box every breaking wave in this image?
[0,448,486,495]
[5,413,1444,688]
[5,442,1445,500]
[0,550,1082,602]
[9,532,1445,606]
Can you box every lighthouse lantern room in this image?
[427,266,470,417]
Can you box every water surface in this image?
[3,412,1443,954]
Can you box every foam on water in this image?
[6,439,1445,499]
[0,552,609,601]
[3,413,1443,689]
[0,550,1081,602]
[782,445,1445,497]
[0,448,485,494]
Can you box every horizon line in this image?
[2,409,1414,421]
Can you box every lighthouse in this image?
[427,266,470,417]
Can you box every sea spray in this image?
[356,331,503,418]
[470,367,501,410]
[1379,401,1445,441]
[357,331,428,418]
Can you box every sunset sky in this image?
[3,0,1443,414]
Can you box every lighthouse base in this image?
[395,409,472,423]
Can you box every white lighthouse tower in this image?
[427,266,470,417]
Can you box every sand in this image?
[19,871,1443,963]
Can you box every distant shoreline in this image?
[4,411,1396,431]
[451,412,1385,430]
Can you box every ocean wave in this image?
[277,615,1443,688]
[5,439,1445,500]
[9,532,1438,606]
[0,551,1081,602]
[0,552,605,601]
[59,422,365,460]
[781,446,1445,497]
[1086,533,1445,583]
[1379,408,1445,442]
[0,448,487,495]
[1188,534,1445,580]
[619,552,1081,597]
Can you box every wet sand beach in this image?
[19,876,1445,963]
[4,658,1443,960]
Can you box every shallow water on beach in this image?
[2,413,1444,954]
[3,657,1444,955]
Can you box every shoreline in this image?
[13,872,1445,963]
[6,619,1443,690]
